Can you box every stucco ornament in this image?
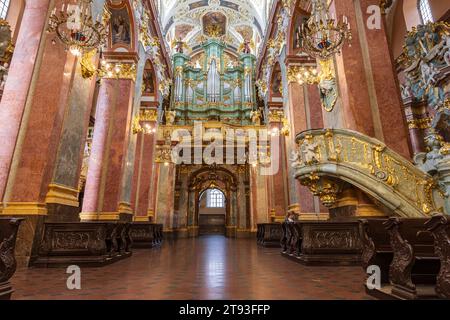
[399,22,449,111]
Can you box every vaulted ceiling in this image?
[156,0,274,53]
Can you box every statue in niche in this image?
[241,40,252,54]
[250,110,261,125]
[166,110,176,125]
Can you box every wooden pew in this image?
[425,214,450,299]
[384,217,440,299]
[0,218,23,300]
[130,222,163,248]
[154,224,163,245]
[34,222,133,267]
[280,222,288,252]
[281,221,362,265]
[256,223,282,248]
[359,218,392,284]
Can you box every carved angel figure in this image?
[250,110,261,125]
[165,110,176,125]
[420,62,438,87]
[442,35,450,66]
[300,139,319,165]
[400,83,412,100]
[289,150,302,168]
[0,62,8,90]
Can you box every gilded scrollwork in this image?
[293,129,447,217]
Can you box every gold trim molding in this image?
[118,202,133,215]
[134,216,149,222]
[80,212,121,221]
[1,202,47,215]
[45,183,79,207]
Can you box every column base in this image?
[298,213,330,221]
[187,226,199,237]
[1,202,47,215]
[134,215,149,222]
[287,203,301,215]
[45,183,79,207]
[225,226,237,237]
[163,228,188,239]
[236,229,255,238]
[80,212,133,221]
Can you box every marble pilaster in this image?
[81,78,135,221]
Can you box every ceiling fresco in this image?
[156,0,274,54]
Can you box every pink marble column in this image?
[0,0,52,200]
[272,125,288,218]
[360,0,411,158]
[147,160,159,222]
[154,163,175,229]
[81,79,134,219]
[7,44,76,204]
[130,125,156,219]
[333,0,411,158]
[287,82,316,214]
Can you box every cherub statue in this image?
[400,83,412,100]
[250,110,261,125]
[300,138,319,165]
[289,150,302,168]
[420,61,438,87]
[165,110,176,125]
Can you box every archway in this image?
[198,188,227,235]
[187,166,238,237]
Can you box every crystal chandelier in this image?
[301,0,352,60]
[48,0,109,57]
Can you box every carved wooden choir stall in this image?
[129,223,163,248]
[360,215,450,300]
[33,221,164,267]
[281,220,362,266]
[33,222,133,267]
[257,223,282,247]
[0,218,23,300]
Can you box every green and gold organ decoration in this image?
[169,38,257,125]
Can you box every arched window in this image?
[207,189,225,208]
[0,0,10,19]
[418,0,433,24]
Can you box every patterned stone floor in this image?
[11,236,371,300]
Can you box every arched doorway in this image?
[198,188,226,235]
[187,165,238,237]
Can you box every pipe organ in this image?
[170,39,257,125]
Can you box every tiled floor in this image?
[11,236,371,300]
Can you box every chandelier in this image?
[48,0,109,57]
[301,0,352,60]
